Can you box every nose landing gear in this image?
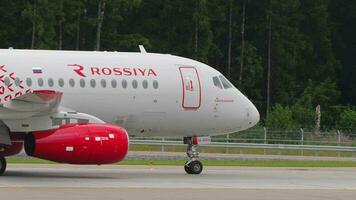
[0,156,6,176]
[184,137,203,174]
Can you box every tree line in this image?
[0,0,356,130]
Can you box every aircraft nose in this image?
[241,96,260,128]
[248,102,260,127]
[231,88,260,131]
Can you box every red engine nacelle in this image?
[24,124,129,165]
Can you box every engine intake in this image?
[24,124,129,165]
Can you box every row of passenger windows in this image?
[212,75,233,89]
[23,78,159,89]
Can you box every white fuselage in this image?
[0,49,259,137]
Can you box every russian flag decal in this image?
[32,68,43,74]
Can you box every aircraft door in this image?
[179,66,201,109]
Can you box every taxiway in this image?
[1,164,356,200]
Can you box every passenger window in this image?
[80,79,85,88]
[142,80,148,89]
[132,80,138,89]
[26,78,32,86]
[101,79,106,88]
[58,78,64,87]
[213,76,223,89]
[4,77,10,86]
[111,79,117,88]
[90,79,96,88]
[219,76,232,89]
[69,78,75,87]
[122,80,127,88]
[153,80,159,89]
[15,78,20,86]
[38,78,44,87]
[48,78,54,87]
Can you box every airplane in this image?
[0,46,259,175]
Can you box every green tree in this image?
[100,0,147,51]
[0,0,26,48]
[22,0,58,49]
[329,0,356,105]
[266,104,297,129]
[233,42,263,107]
[298,0,339,86]
[338,108,356,129]
[269,0,304,106]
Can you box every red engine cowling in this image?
[24,124,129,165]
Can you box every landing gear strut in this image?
[0,156,6,176]
[184,137,203,174]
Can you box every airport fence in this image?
[130,127,356,157]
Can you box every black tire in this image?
[0,156,6,176]
[185,160,203,175]
[184,162,191,174]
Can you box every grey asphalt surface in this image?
[1,164,356,200]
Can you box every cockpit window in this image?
[213,76,223,89]
[219,75,233,89]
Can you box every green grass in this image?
[6,157,356,167]
[7,158,54,164]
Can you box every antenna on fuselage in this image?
[139,45,147,53]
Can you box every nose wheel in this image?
[184,160,203,174]
[0,156,6,176]
[184,137,203,174]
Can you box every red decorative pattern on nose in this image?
[0,64,31,104]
